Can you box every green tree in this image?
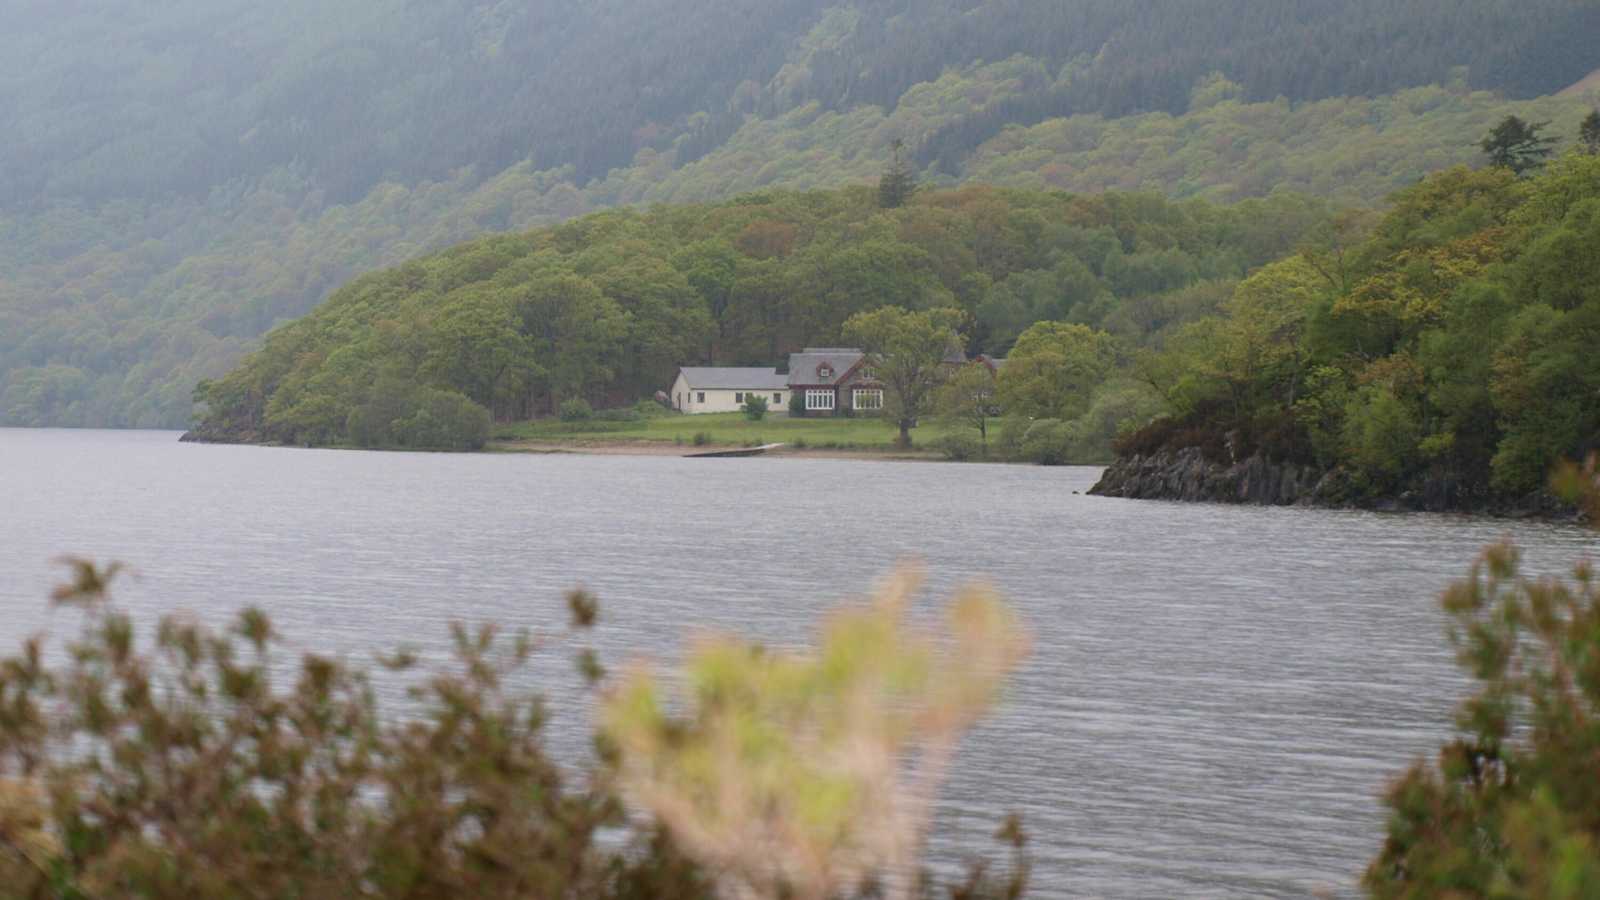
[1018,419,1075,466]
[263,390,346,446]
[592,254,715,402]
[877,138,918,210]
[1480,115,1557,175]
[347,373,421,449]
[1340,385,1421,490]
[1581,109,1600,155]
[512,272,631,411]
[996,322,1118,421]
[419,294,539,416]
[391,387,492,450]
[843,306,965,447]
[935,362,1000,451]
[673,239,742,356]
[1198,257,1321,416]
[789,237,954,341]
[1487,302,1600,494]
[742,393,769,421]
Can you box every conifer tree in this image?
[877,139,917,209]
[1582,109,1600,155]
[1480,115,1557,174]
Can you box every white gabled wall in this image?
[674,382,788,415]
[670,373,691,412]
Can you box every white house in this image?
[670,367,791,414]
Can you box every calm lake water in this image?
[2,427,1596,897]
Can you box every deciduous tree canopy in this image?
[1120,153,1600,506]
[188,185,1324,450]
[844,306,964,447]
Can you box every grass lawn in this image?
[492,412,960,450]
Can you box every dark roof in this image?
[786,349,863,387]
[676,367,788,390]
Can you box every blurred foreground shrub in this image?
[1366,458,1600,897]
[0,562,1030,900]
[605,567,1031,900]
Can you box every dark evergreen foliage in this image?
[1480,115,1558,174]
[1582,109,1600,155]
[877,139,917,209]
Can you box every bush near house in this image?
[559,398,595,422]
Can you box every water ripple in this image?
[2,428,1595,897]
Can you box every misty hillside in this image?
[3,0,1599,427]
[8,0,1597,206]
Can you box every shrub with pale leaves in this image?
[603,568,1030,900]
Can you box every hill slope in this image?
[3,0,1599,427]
[1096,154,1600,510]
[9,0,1596,207]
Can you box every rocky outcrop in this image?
[179,419,264,445]
[1090,447,1579,518]
[179,427,245,445]
[1089,447,1330,506]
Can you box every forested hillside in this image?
[4,0,1599,427]
[1111,153,1600,508]
[185,186,1328,449]
[9,0,1595,206]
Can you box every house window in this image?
[861,366,877,381]
[773,393,782,404]
[806,389,835,411]
[817,364,833,380]
[697,392,705,403]
[676,392,682,409]
[735,392,744,403]
[853,389,883,411]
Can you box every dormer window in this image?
[861,366,877,381]
[817,363,834,381]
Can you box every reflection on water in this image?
[2,428,1595,897]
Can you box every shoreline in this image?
[487,437,951,462]
[180,429,968,462]
[1090,447,1586,521]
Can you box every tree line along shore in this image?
[191,121,1600,512]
